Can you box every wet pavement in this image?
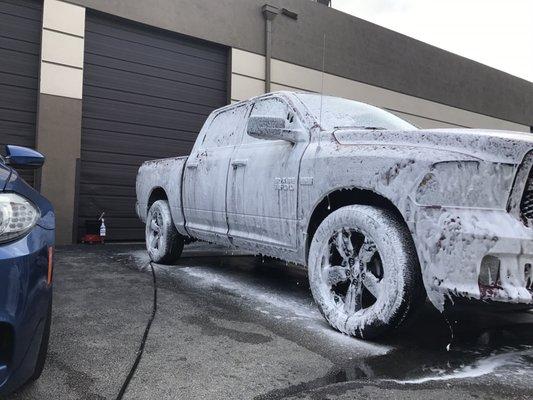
[7,243,533,400]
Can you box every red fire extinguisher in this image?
[81,212,107,244]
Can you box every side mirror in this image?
[247,116,304,143]
[5,145,45,169]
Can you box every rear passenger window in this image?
[201,106,247,148]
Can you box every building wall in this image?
[36,0,85,244]
[67,0,533,128]
[231,49,529,131]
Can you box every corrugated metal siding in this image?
[0,0,42,187]
[80,11,228,241]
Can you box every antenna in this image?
[319,33,326,129]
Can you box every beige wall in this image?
[37,0,86,244]
[231,48,529,132]
[40,0,85,99]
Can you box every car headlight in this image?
[415,161,516,209]
[0,193,40,243]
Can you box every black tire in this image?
[29,300,52,382]
[308,205,424,339]
[146,200,184,264]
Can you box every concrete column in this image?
[36,0,86,244]
[262,4,278,93]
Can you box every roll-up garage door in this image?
[80,11,228,241]
[0,0,42,187]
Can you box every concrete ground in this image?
[6,243,533,400]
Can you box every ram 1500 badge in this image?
[136,91,533,339]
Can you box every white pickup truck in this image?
[136,91,533,339]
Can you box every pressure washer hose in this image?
[115,262,158,400]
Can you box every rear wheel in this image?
[146,200,184,264]
[308,205,424,339]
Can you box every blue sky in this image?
[332,0,533,83]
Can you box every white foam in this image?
[393,349,532,384]
[126,249,391,356]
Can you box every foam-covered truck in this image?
[136,91,533,339]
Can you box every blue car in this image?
[0,145,54,396]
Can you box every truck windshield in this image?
[295,93,417,131]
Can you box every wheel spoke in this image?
[358,237,377,265]
[150,219,160,233]
[344,282,362,314]
[335,230,354,260]
[335,232,347,259]
[345,230,355,255]
[363,271,381,298]
[324,265,350,286]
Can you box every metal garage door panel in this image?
[0,0,42,187]
[80,11,228,241]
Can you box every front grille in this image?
[520,167,533,222]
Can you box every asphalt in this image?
[6,243,533,400]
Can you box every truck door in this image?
[227,96,309,250]
[183,104,248,245]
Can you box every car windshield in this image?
[295,93,417,131]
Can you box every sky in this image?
[331,0,533,83]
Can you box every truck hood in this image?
[333,128,533,164]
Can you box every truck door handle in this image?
[187,162,199,169]
[231,159,248,168]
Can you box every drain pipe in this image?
[262,4,279,93]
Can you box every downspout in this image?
[262,4,279,93]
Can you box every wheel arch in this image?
[305,187,414,262]
[147,187,168,212]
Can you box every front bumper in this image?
[413,207,533,308]
[0,226,54,396]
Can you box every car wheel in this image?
[308,205,424,339]
[29,300,52,382]
[146,200,184,264]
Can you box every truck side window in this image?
[244,98,298,143]
[201,105,247,148]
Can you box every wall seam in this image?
[42,26,84,39]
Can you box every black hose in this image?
[115,262,158,400]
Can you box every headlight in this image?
[415,161,516,209]
[0,193,40,243]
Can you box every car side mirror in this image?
[247,116,304,143]
[5,145,45,169]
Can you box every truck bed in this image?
[135,156,188,235]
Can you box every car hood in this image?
[333,128,533,164]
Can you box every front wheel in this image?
[146,200,184,264]
[308,205,424,339]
